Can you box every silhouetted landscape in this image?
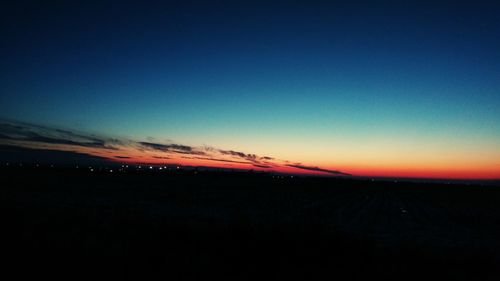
[2,165,499,280]
[2,1,500,279]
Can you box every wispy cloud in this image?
[217,149,274,164]
[139,141,206,155]
[153,156,171,159]
[0,121,117,149]
[0,144,112,165]
[139,142,192,152]
[183,156,251,165]
[0,119,350,176]
[285,164,351,176]
[253,164,273,168]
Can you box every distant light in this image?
[90,169,94,172]
[149,166,153,169]
[159,167,163,170]
[176,166,180,169]
[110,170,113,173]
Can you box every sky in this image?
[1,1,500,179]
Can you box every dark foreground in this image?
[2,167,500,280]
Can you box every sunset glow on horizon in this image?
[1,1,499,180]
[0,119,498,180]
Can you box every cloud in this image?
[217,149,272,163]
[153,156,171,159]
[0,144,113,165]
[286,164,351,176]
[183,156,250,165]
[0,119,350,176]
[0,121,116,149]
[23,133,107,148]
[139,141,191,152]
[139,141,206,155]
[253,164,273,168]
[218,149,248,158]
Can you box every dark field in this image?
[2,167,500,280]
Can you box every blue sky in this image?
[1,1,499,178]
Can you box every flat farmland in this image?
[2,168,499,280]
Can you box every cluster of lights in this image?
[1,162,299,179]
[2,162,201,175]
[272,175,294,179]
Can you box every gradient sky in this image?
[1,1,500,179]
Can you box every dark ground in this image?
[2,166,500,280]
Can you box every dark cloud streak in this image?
[253,164,272,168]
[139,141,206,155]
[139,142,192,152]
[183,156,250,165]
[0,144,113,165]
[0,122,117,149]
[0,120,350,176]
[286,164,351,176]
